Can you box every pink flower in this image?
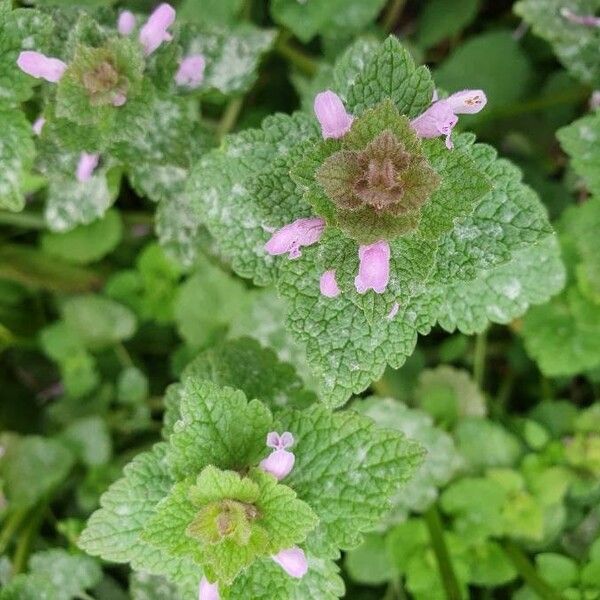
[561,7,600,27]
[320,270,340,298]
[32,116,45,136]
[314,90,353,139]
[175,54,206,89]
[118,10,136,35]
[411,89,487,149]
[139,3,176,55]
[272,547,308,578]
[17,51,66,83]
[76,152,100,183]
[264,217,325,259]
[355,241,390,294]
[260,431,295,480]
[112,92,127,106]
[198,577,219,600]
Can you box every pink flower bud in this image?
[32,116,45,136]
[260,431,295,480]
[272,547,308,578]
[198,577,219,600]
[76,152,100,183]
[112,92,127,106]
[411,101,458,149]
[355,241,390,295]
[264,217,325,259]
[175,54,206,89]
[320,270,340,298]
[445,89,487,115]
[314,90,353,139]
[118,10,136,35]
[139,3,176,55]
[561,7,600,27]
[17,51,66,83]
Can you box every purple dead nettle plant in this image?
[264,88,487,299]
[197,431,306,600]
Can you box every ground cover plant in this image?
[0,0,599,598]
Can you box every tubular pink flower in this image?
[411,101,458,149]
[32,116,45,136]
[320,270,341,298]
[112,92,127,106]
[355,241,390,294]
[175,54,206,88]
[264,217,325,259]
[314,90,354,139]
[272,547,309,578]
[561,7,600,27]
[118,10,136,35]
[260,431,295,480]
[17,51,66,83]
[139,3,176,55]
[198,577,220,600]
[412,89,487,149]
[76,152,100,183]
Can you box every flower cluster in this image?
[265,88,487,299]
[15,3,206,184]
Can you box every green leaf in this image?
[356,397,462,521]
[434,31,533,121]
[166,379,273,479]
[179,0,243,26]
[174,256,249,349]
[0,0,54,105]
[270,0,386,43]
[558,111,600,197]
[40,209,123,264]
[78,443,200,593]
[0,434,74,510]
[344,532,397,585]
[60,416,112,467]
[416,0,480,49]
[278,404,424,556]
[464,540,516,586]
[130,572,183,600]
[62,294,137,350]
[515,0,600,85]
[415,366,486,427]
[535,553,578,590]
[183,24,276,96]
[117,366,149,405]
[142,467,317,585]
[0,107,35,211]
[182,337,315,414]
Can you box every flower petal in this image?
[17,51,66,83]
[355,241,391,294]
[272,547,309,578]
[314,90,353,139]
[320,270,341,298]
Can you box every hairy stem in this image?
[473,328,488,389]
[502,540,566,600]
[0,210,46,230]
[424,505,463,600]
[12,505,46,574]
[0,508,28,554]
[381,0,407,33]
[217,97,244,141]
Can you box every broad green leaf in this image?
[416,0,480,49]
[415,366,486,427]
[558,111,600,197]
[0,433,74,510]
[78,444,200,593]
[179,0,243,26]
[515,0,600,85]
[62,294,136,350]
[464,540,516,586]
[117,366,149,405]
[174,256,249,349]
[182,337,315,413]
[129,572,182,600]
[40,209,123,264]
[0,0,54,105]
[356,397,462,521]
[0,107,35,211]
[166,379,272,479]
[278,404,424,555]
[60,416,112,467]
[344,532,397,585]
[535,553,579,590]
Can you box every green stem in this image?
[473,328,488,389]
[0,508,28,554]
[114,343,134,369]
[275,33,318,77]
[0,211,46,230]
[424,505,463,600]
[12,505,46,574]
[502,540,566,600]
[216,97,244,141]
[381,0,406,33]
